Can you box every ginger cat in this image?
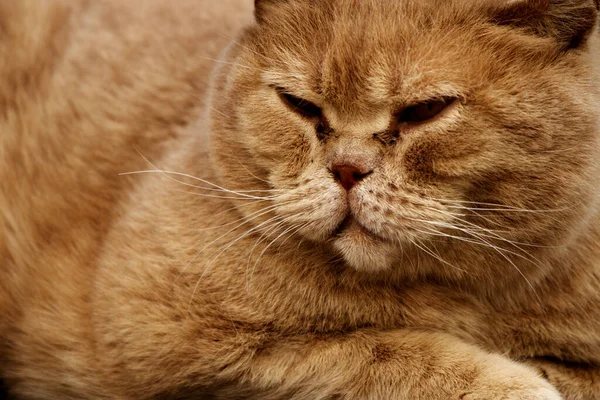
[1,0,600,399]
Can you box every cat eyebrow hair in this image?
[270,85,294,95]
[385,81,466,106]
[269,84,312,96]
[268,84,318,101]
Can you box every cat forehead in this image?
[256,0,478,38]
[253,0,483,109]
[260,37,468,114]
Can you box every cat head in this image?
[208,0,600,276]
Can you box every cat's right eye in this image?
[399,97,456,125]
[277,90,322,120]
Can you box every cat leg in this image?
[213,329,560,400]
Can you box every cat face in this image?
[210,0,600,273]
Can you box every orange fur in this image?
[1,0,599,398]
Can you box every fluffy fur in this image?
[1,0,600,398]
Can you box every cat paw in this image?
[458,386,561,400]
[457,357,563,400]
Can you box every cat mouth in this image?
[331,215,398,271]
[334,216,383,241]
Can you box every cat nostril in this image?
[331,164,373,191]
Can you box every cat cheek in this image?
[284,202,347,242]
[261,125,318,177]
[274,175,348,241]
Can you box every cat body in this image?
[1,0,600,399]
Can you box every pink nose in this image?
[331,163,372,191]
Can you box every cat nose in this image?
[331,163,373,191]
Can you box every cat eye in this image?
[399,98,456,125]
[277,90,322,119]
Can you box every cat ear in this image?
[489,0,599,50]
[254,0,287,23]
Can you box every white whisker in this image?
[126,150,275,200]
[446,205,569,214]
[174,189,278,201]
[245,218,290,289]
[194,202,288,233]
[175,202,291,286]
[233,156,272,184]
[121,169,278,200]
[248,221,307,290]
[423,195,570,213]
[187,214,288,311]
[409,238,468,274]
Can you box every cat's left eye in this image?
[277,90,322,119]
[399,98,456,125]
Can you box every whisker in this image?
[467,232,543,304]
[248,221,306,290]
[187,214,288,311]
[194,202,289,233]
[276,221,310,251]
[127,149,282,200]
[412,224,542,303]
[175,202,291,285]
[445,205,569,214]
[422,224,543,303]
[174,189,279,201]
[423,195,570,213]
[404,215,545,270]
[245,217,288,277]
[454,225,545,271]
[431,208,552,249]
[233,156,272,184]
[246,218,291,289]
[409,238,468,274]
[416,225,533,264]
[121,169,278,200]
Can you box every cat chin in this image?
[332,222,398,272]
